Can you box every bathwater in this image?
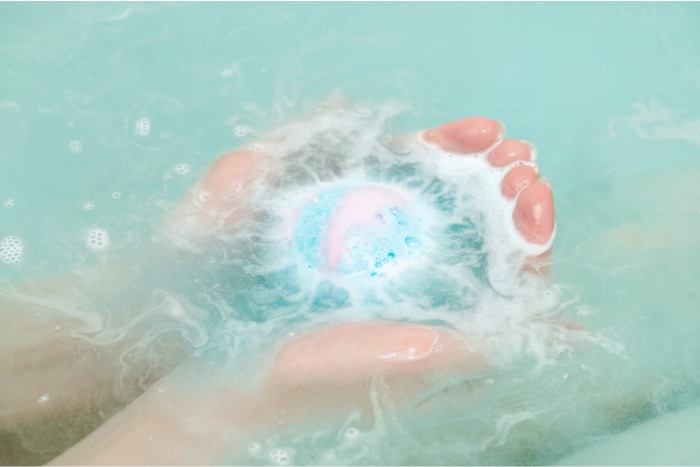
[1,2,699,465]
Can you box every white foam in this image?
[135,117,151,136]
[86,228,110,251]
[175,163,191,175]
[68,139,82,154]
[268,448,292,465]
[233,125,251,137]
[0,235,23,264]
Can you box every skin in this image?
[3,111,559,465]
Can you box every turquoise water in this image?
[1,2,700,465]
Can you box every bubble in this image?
[86,228,110,252]
[192,188,210,203]
[112,192,122,199]
[82,202,94,211]
[233,125,250,137]
[404,236,422,248]
[37,394,50,404]
[175,164,191,175]
[268,448,291,465]
[68,140,82,153]
[135,117,151,136]
[344,427,359,439]
[4,198,15,208]
[248,143,263,151]
[0,236,23,264]
[221,69,233,77]
[227,184,241,199]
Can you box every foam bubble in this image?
[268,448,292,465]
[112,191,122,199]
[233,125,251,137]
[0,235,23,264]
[86,228,110,251]
[82,201,94,211]
[4,198,15,208]
[175,164,191,175]
[135,117,151,136]
[68,140,82,153]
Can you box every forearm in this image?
[48,359,276,466]
[0,245,200,432]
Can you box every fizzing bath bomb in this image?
[292,184,427,279]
